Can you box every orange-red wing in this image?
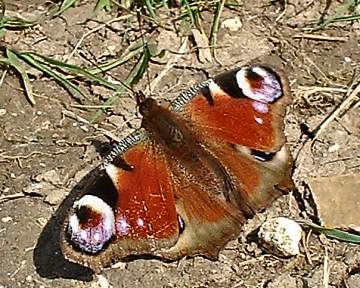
[111,142,179,242]
[178,66,291,152]
[61,138,180,272]
[205,141,294,217]
[171,66,293,215]
[155,163,245,260]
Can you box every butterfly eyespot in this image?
[177,215,185,234]
[67,195,115,254]
[236,66,282,104]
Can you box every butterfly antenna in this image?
[135,90,146,106]
[137,9,153,98]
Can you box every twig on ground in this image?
[0,193,26,204]
[305,57,330,82]
[302,230,313,265]
[70,104,113,109]
[293,34,348,42]
[0,150,69,163]
[237,255,267,267]
[62,109,90,124]
[297,86,348,97]
[0,69,7,87]
[9,260,26,278]
[323,248,329,288]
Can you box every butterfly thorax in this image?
[139,97,198,157]
[139,97,233,199]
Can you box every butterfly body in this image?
[60,65,294,272]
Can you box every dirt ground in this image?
[0,0,360,287]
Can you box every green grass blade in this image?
[0,16,39,29]
[144,0,158,22]
[56,0,79,16]
[297,220,360,244]
[210,0,225,57]
[0,27,5,38]
[318,0,358,28]
[16,52,87,101]
[6,49,35,105]
[127,45,151,84]
[86,45,144,75]
[181,0,197,27]
[95,0,112,13]
[90,48,150,123]
[28,52,121,91]
[327,14,360,23]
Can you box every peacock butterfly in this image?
[60,64,294,273]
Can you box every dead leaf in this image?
[191,29,212,63]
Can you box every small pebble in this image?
[347,274,360,288]
[328,143,340,152]
[96,274,113,288]
[25,275,32,282]
[1,216,13,223]
[258,217,302,257]
[222,17,242,32]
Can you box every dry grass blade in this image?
[143,38,189,95]
[66,15,132,62]
[0,193,26,204]
[293,34,348,42]
[312,80,360,140]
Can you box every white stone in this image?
[1,216,13,223]
[96,274,113,288]
[258,217,302,257]
[222,17,243,32]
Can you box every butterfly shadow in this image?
[33,165,115,281]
